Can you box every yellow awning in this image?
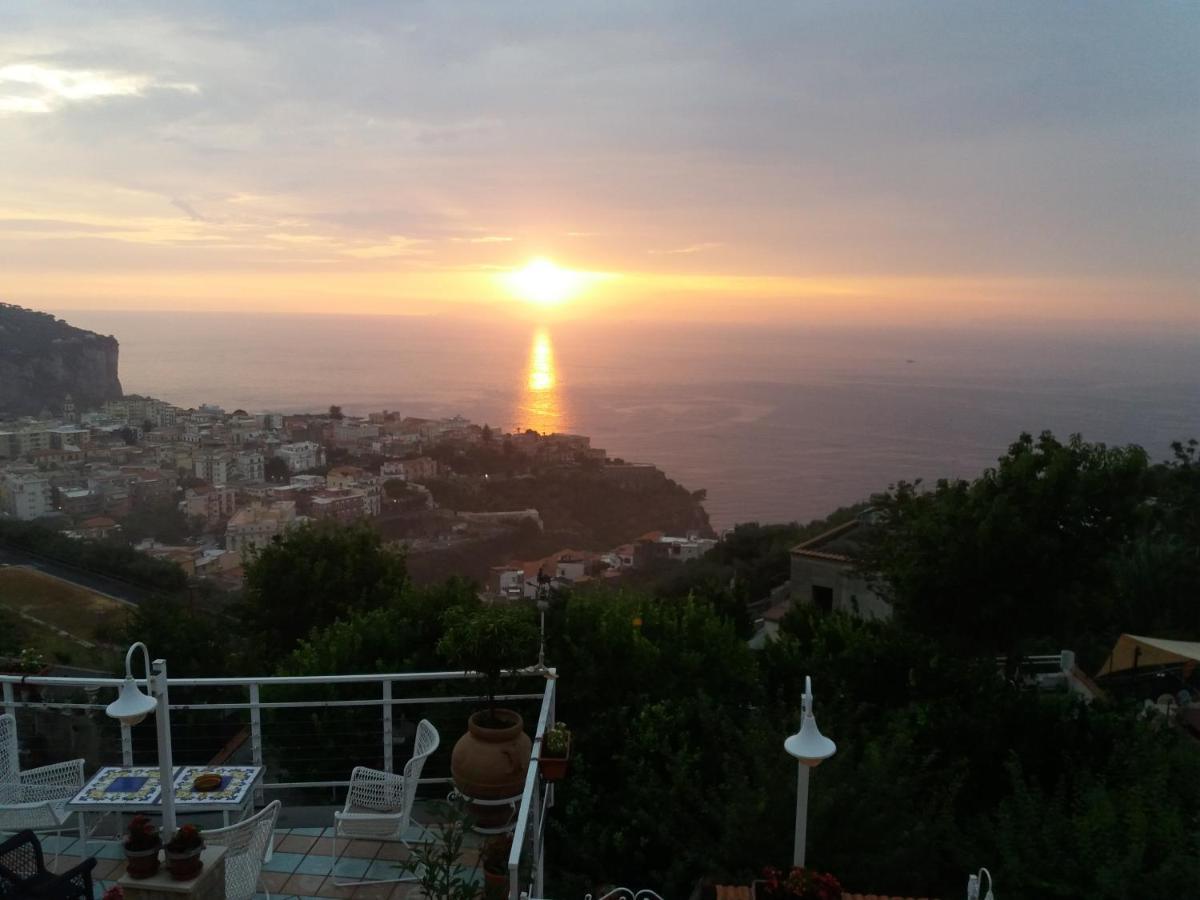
[1098,634,1200,676]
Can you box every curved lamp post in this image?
[106,642,176,832]
[783,676,835,867]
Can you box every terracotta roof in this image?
[81,516,117,528]
[714,887,751,900]
[842,895,937,900]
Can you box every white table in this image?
[67,765,263,853]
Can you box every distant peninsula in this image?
[0,303,123,417]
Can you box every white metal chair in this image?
[0,714,85,860]
[203,799,280,900]
[331,718,439,886]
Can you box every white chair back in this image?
[397,718,440,824]
[0,715,18,804]
[203,799,280,900]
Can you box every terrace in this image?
[1,666,557,900]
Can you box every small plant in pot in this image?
[164,823,205,880]
[438,603,539,827]
[481,833,512,898]
[754,866,843,900]
[539,722,571,782]
[122,815,161,879]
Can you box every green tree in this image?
[263,457,290,483]
[121,499,192,544]
[863,432,1149,664]
[240,520,408,662]
[122,594,232,677]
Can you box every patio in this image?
[2,667,555,900]
[41,804,486,899]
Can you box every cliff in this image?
[0,303,122,416]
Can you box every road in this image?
[0,545,151,605]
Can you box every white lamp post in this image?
[106,642,176,833]
[783,675,835,868]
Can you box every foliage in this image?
[240,520,409,664]
[543,722,570,757]
[758,867,843,900]
[437,603,539,719]
[263,456,289,483]
[124,815,160,850]
[0,606,25,655]
[862,431,1150,664]
[123,594,233,677]
[165,824,204,852]
[393,801,481,900]
[0,519,188,593]
[120,499,192,544]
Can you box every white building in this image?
[789,514,889,620]
[0,471,53,520]
[193,451,233,486]
[226,501,299,554]
[276,441,324,473]
[236,450,265,483]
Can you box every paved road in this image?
[0,545,150,605]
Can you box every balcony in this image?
[2,667,557,899]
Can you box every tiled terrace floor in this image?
[45,819,485,900]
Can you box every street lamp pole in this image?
[107,642,177,833]
[783,676,836,868]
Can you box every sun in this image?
[504,257,585,306]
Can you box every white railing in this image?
[1,667,554,883]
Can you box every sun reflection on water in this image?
[518,328,565,434]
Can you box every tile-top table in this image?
[68,765,263,853]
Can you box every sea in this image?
[57,310,1200,531]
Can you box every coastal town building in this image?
[183,484,237,526]
[380,456,439,482]
[225,501,300,553]
[789,513,889,619]
[0,470,53,520]
[276,441,324,473]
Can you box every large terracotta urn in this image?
[451,708,531,828]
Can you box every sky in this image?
[1,1,1197,326]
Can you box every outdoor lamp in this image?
[106,675,156,726]
[784,676,836,867]
[106,641,177,832]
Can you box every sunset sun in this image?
[505,257,585,306]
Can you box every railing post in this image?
[121,722,133,765]
[249,683,264,805]
[1,682,14,721]
[533,773,544,899]
[382,680,393,773]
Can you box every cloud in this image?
[341,236,430,259]
[650,242,722,256]
[170,198,207,222]
[0,62,198,115]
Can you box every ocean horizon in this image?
[55,308,1200,531]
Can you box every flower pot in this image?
[539,734,571,782]
[484,868,509,898]
[165,846,204,880]
[123,843,161,879]
[450,708,532,828]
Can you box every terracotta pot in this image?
[451,708,531,828]
[539,734,571,783]
[484,868,509,898]
[165,845,204,880]
[123,843,161,879]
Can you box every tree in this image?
[329,404,344,420]
[264,457,290,483]
[240,520,409,662]
[481,424,493,444]
[437,603,539,724]
[863,432,1149,664]
[122,594,232,677]
[121,499,192,544]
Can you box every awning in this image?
[1098,634,1200,677]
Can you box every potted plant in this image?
[539,722,571,782]
[437,604,539,827]
[164,823,205,880]
[392,800,479,900]
[122,815,161,879]
[481,834,512,898]
[753,866,843,900]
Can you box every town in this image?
[0,395,716,598]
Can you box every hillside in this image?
[0,303,122,416]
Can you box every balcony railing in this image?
[2,666,555,900]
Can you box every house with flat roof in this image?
[790,513,889,619]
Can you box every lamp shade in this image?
[784,713,836,766]
[106,676,156,725]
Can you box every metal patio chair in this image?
[0,829,95,900]
[204,799,281,900]
[331,718,440,886]
[0,716,85,861]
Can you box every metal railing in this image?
[1,667,555,889]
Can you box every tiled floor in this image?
[44,822,485,899]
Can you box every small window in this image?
[812,585,834,613]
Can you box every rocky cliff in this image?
[0,303,122,416]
